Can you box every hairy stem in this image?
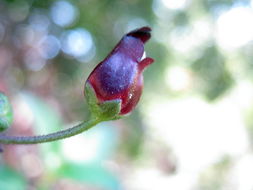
[0,118,101,144]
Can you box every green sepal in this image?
[84,82,101,115]
[99,99,122,120]
[84,82,122,121]
[0,92,13,132]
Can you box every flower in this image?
[86,27,154,115]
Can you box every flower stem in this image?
[0,118,101,144]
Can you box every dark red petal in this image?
[126,27,152,43]
[138,57,154,71]
[120,75,144,115]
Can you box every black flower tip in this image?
[126,26,152,43]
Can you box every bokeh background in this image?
[1,0,253,189]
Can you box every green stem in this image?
[0,118,101,144]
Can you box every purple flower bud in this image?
[86,27,154,115]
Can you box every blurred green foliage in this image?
[0,93,13,131]
[0,166,27,190]
[192,45,233,100]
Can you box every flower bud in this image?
[85,27,154,115]
[0,92,13,131]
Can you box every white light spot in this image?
[51,1,78,27]
[77,45,96,63]
[229,154,253,190]
[216,6,253,50]
[62,133,100,162]
[161,0,190,10]
[145,97,249,173]
[169,19,212,54]
[141,51,146,61]
[61,28,93,58]
[165,66,192,91]
[61,124,117,163]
